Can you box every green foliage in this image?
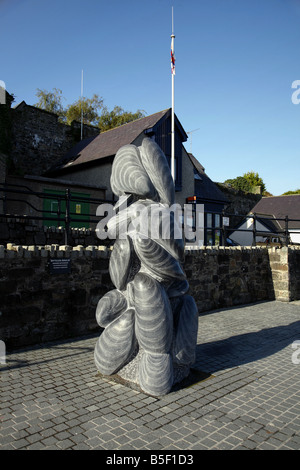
[282,189,300,195]
[224,176,253,193]
[243,171,266,194]
[225,171,266,194]
[35,88,66,121]
[34,88,146,130]
[98,106,145,131]
[65,94,104,126]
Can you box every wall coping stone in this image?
[1,243,299,260]
[185,245,269,255]
[0,243,110,259]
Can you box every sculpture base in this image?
[117,349,192,387]
[96,351,212,397]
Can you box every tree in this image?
[34,88,146,130]
[243,171,266,194]
[282,189,300,195]
[65,94,104,126]
[35,88,66,121]
[98,105,145,132]
[224,176,253,193]
[224,171,266,194]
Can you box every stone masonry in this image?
[0,244,113,349]
[10,102,100,177]
[0,244,299,350]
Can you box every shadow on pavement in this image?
[195,320,300,373]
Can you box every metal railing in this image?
[185,207,300,247]
[0,182,113,245]
[0,183,299,247]
[220,210,299,246]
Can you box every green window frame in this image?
[43,189,90,228]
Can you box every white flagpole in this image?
[81,69,84,140]
[171,7,175,181]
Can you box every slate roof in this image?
[45,108,227,207]
[255,214,282,234]
[47,109,173,174]
[188,153,205,174]
[251,195,300,229]
[188,153,228,204]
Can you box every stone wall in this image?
[186,245,300,310]
[216,183,262,226]
[0,244,299,350]
[10,103,100,177]
[268,247,290,302]
[267,247,300,302]
[0,244,113,349]
[185,246,274,312]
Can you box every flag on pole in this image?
[171,36,175,75]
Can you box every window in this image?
[215,230,221,246]
[50,201,59,214]
[204,212,223,245]
[207,230,213,245]
[207,213,212,228]
[43,189,90,228]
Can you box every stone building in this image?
[0,92,106,245]
[1,96,229,245]
[10,100,100,177]
[47,108,228,245]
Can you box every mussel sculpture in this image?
[94,137,198,396]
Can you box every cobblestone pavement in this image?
[1,300,300,451]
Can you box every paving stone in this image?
[1,301,300,451]
[56,439,75,449]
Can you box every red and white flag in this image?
[171,38,175,75]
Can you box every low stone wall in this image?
[0,244,299,349]
[0,244,113,349]
[185,245,274,312]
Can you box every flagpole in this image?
[171,7,175,181]
[81,69,84,141]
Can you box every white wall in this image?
[290,231,300,244]
[230,219,272,246]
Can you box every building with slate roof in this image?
[229,195,300,245]
[46,108,228,245]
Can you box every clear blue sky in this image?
[1,0,300,196]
